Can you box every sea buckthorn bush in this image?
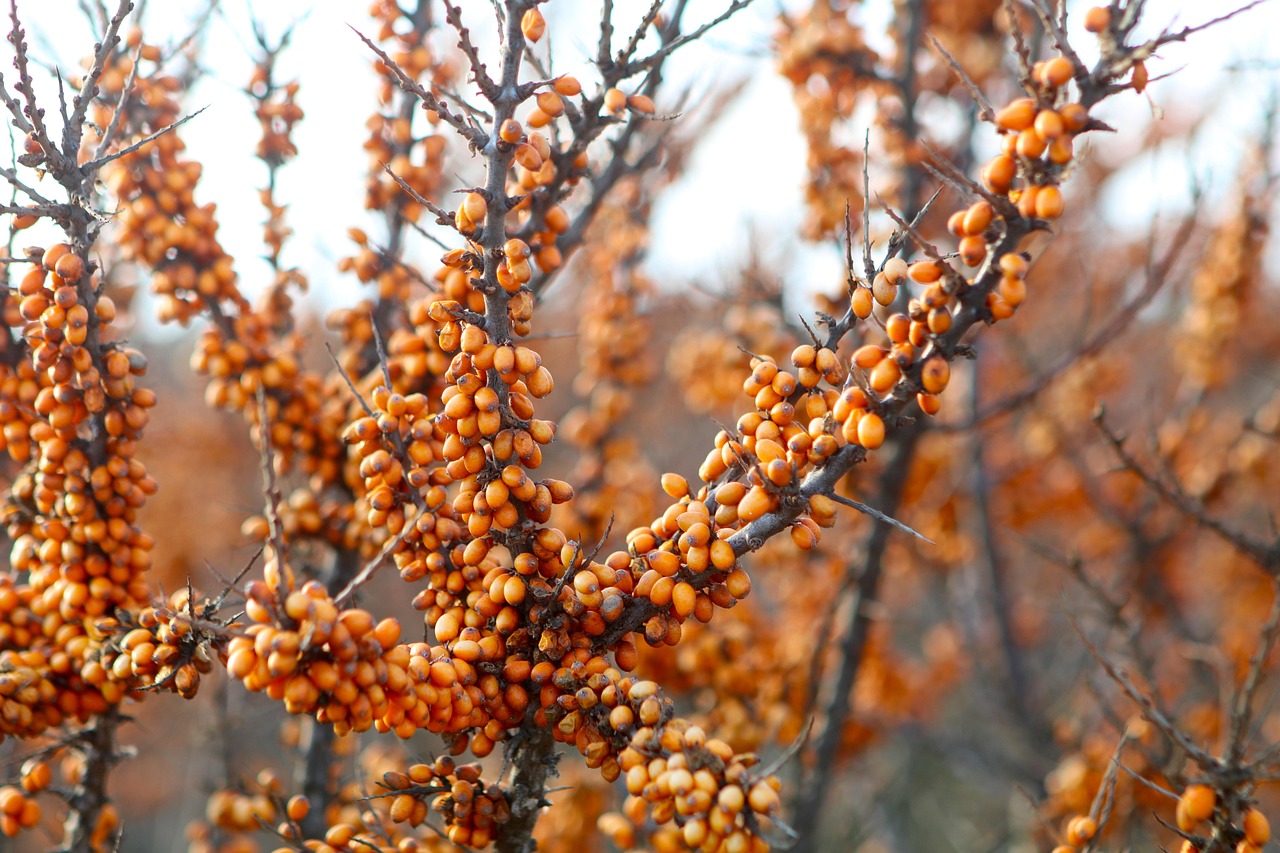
[0,1,1275,852]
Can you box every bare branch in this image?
[80,105,208,173]
[349,26,489,150]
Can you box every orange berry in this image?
[871,272,897,306]
[927,306,952,334]
[882,257,909,285]
[661,473,689,498]
[19,761,50,794]
[42,243,71,271]
[1132,60,1148,93]
[525,107,550,129]
[737,486,774,523]
[1244,809,1271,845]
[1034,109,1065,140]
[1084,6,1110,33]
[1017,185,1041,219]
[462,192,487,224]
[908,260,944,283]
[1035,185,1064,219]
[1066,815,1097,845]
[920,357,950,394]
[499,118,523,144]
[851,286,874,319]
[55,252,85,281]
[1048,136,1074,165]
[671,582,697,618]
[857,412,885,449]
[553,76,582,97]
[0,788,23,817]
[982,154,1016,192]
[853,345,886,370]
[1016,127,1048,158]
[999,253,1028,278]
[536,90,564,117]
[724,567,751,599]
[958,235,986,267]
[869,358,901,393]
[514,143,542,170]
[962,200,993,236]
[987,293,1015,321]
[885,313,910,344]
[789,520,820,550]
[1060,103,1089,132]
[603,88,626,113]
[1179,784,1215,829]
[287,795,310,822]
[1040,56,1074,88]
[998,275,1027,307]
[995,98,1036,132]
[521,8,546,42]
[627,94,655,114]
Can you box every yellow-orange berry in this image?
[1132,61,1148,93]
[853,345,886,370]
[499,118,523,144]
[286,795,310,822]
[1066,815,1097,845]
[920,357,950,394]
[521,8,546,42]
[908,260,944,284]
[1178,784,1215,830]
[55,252,85,281]
[998,275,1027,307]
[661,473,689,498]
[995,98,1036,132]
[1244,809,1271,845]
[857,412,885,449]
[958,235,986,267]
[962,201,994,236]
[1040,56,1074,88]
[1035,185,1065,219]
[627,94,656,114]
[554,76,582,97]
[790,520,820,550]
[1034,110,1065,140]
[1060,103,1089,133]
[1048,136,1074,165]
[869,358,901,393]
[851,286,874,319]
[42,243,72,271]
[1017,127,1048,158]
[1084,6,1110,32]
[982,154,1016,192]
[603,88,626,113]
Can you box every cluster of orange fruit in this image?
[668,300,800,418]
[0,0,1226,848]
[0,238,173,747]
[776,2,881,238]
[1170,784,1271,853]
